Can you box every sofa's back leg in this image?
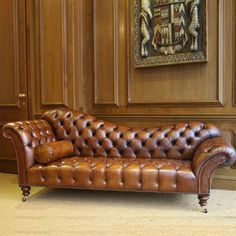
[198,194,209,213]
[21,186,31,202]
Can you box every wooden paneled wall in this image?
[27,0,85,116]
[0,0,28,173]
[87,0,235,114]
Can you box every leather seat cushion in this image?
[27,157,197,193]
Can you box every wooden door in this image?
[0,0,28,172]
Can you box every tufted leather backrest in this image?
[3,120,56,169]
[42,109,222,160]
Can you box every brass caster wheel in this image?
[198,194,209,214]
[22,196,28,202]
[201,206,208,214]
[21,186,31,202]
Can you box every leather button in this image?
[73,163,78,168]
[106,163,111,168]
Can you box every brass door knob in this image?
[19,93,26,98]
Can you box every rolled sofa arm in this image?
[2,120,56,185]
[192,137,236,177]
[193,138,236,194]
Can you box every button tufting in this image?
[52,112,58,118]
[66,112,72,118]
[106,163,111,168]
[179,149,184,154]
[73,163,78,168]
[22,110,222,194]
[187,139,192,145]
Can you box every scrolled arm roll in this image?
[2,120,56,185]
[192,137,236,177]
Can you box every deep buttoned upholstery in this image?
[28,157,196,193]
[3,109,236,210]
[42,110,221,161]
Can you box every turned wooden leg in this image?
[21,186,31,202]
[198,194,209,213]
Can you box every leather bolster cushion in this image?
[35,141,74,164]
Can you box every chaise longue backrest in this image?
[42,109,222,161]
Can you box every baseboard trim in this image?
[0,159,17,174]
[212,178,236,190]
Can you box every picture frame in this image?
[134,0,207,67]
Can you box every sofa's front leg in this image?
[21,186,31,202]
[198,194,209,213]
[192,138,236,213]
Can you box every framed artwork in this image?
[134,0,207,67]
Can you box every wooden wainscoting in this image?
[26,0,85,116]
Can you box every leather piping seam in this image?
[197,154,226,194]
[3,128,28,184]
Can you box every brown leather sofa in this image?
[3,109,236,213]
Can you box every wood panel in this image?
[127,0,223,107]
[0,0,20,109]
[87,0,235,115]
[39,0,68,107]
[27,0,83,116]
[233,0,236,107]
[86,0,236,114]
[93,0,119,107]
[0,0,28,121]
[0,0,28,167]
